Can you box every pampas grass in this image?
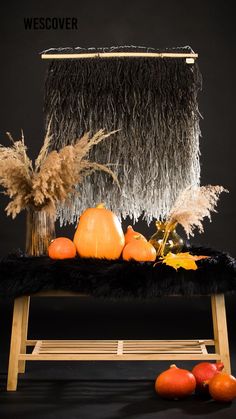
[168,185,229,237]
[156,185,228,257]
[0,127,118,219]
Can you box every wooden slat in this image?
[124,341,199,344]
[42,344,117,348]
[123,351,203,354]
[19,353,221,361]
[38,340,117,343]
[124,344,202,348]
[35,340,117,346]
[26,339,215,346]
[124,348,202,351]
[202,340,215,346]
[200,343,208,355]
[32,341,42,355]
[40,350,117,354]
[117,341,123,355]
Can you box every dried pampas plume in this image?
[0,126,118,219]
[168,185,229,238]
[155,184,228,257]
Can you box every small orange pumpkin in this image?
[124,225,147,244]
[48,237,77,259]
[122,236,156,262]
[73,203,125,259]
[208,372,236,402]
[155,364,196,399]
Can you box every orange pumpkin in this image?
[124,225,147,244]
[155,364,196,399]
[48,237,77,259]
[208,372,236,402]
[122,236,156,262]
[73,203,125,259]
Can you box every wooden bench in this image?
[7,291,231,391]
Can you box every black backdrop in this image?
[0,0,236,399]
[0,0,235,257]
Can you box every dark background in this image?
[0,1,236,418]
[0,0,235,256]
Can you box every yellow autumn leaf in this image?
[160,252,209,271]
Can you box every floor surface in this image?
[0,296,236,418]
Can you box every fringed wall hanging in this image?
[42,46,202,225]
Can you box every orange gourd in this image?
[122,236,156,262]
[155,364,196,399]
[48,237,77,259]
[124,225,147,244]
[192,362,224,393]
[73,203,125,259]
[208,373,236,402]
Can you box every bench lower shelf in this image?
[19,339,221,361]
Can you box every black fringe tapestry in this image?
[43,46,202,225]
[1,246,235,299]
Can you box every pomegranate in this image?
[192,362,224,393]
[209,372,236,402]
[155,364,196,399]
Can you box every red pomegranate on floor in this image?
[155,364,196,399]
[192,362,224,393]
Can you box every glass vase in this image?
[149,221,184,257]
[25,208,56,256]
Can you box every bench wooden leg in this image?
[18,296,30,373]
[211,294,231,374]
[7,297,25,391]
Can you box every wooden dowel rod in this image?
[41,52,198,60]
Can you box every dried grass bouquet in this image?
[0,126,118,255]
[0,127,118,219]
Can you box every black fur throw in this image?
[0,246,235,299]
